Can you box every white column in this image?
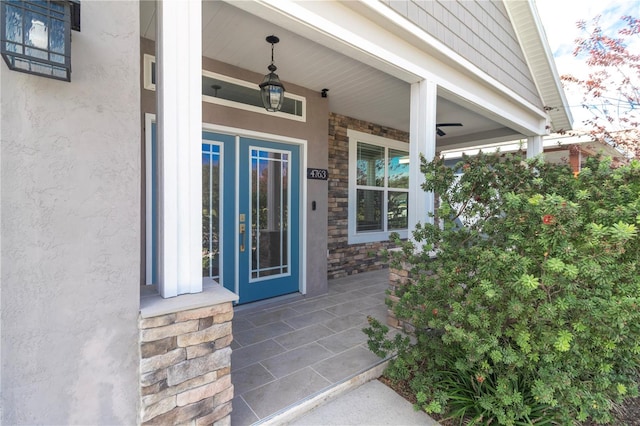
[156,0,202,297]
[527,135,544,158]
[408,80,437,234]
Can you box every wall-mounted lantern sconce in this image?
[1,0,81,82]
[258,35,285,112]
[321,88,329,98]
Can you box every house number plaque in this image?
[307,168,328,180]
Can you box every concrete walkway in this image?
[289,379,440,425]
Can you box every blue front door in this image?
[150,125,301,304]
[201,132,300,304]
[237,137,300,303]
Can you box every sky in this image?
[534,0,639,130]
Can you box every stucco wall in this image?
[384,0,542,109]
[140,38,330,297]
[0,2,141,424]
[327,113,406,279]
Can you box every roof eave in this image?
[504,0,573,133]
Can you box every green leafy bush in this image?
[365,152,640,424]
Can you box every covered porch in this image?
[140,0,558,300]
[137,1,572,424]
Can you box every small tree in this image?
[366,152,640,424]
[561,15,640,159]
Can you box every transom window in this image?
[348,129,409,244]
[143,54,306,122]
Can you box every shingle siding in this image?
[384,0,542,108]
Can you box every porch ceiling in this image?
[140,1,523,149]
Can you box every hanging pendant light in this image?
[259,35,285,112]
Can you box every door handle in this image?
[239,223,246,252]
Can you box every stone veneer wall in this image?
[139,303,234,425]
[327,112,409,279]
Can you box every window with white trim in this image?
[348,129,409,244]
[143,54,306,122]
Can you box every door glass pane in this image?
[251,149,290,279]
[357,142,384,187]
[202,144,220,280]
[388,149,409,189]
[357,189,382,232]
[388,191,408,230]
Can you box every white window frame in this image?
[143,54,155,90]
[348,129,410,244]
[143,54,306,122]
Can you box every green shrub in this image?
[365,152,640,424]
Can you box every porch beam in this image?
[408,80,437,236]
[156,0,202,297]
[527,135,544,158]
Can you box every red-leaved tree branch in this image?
[560,15,640,159]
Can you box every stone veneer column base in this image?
[139,284,238,425]
[387,264,413,332]
[387,257,434,333]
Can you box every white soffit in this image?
[240,0,548,136]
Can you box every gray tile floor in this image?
[230,269,391,425]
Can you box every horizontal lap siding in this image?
[384,0,542,109]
